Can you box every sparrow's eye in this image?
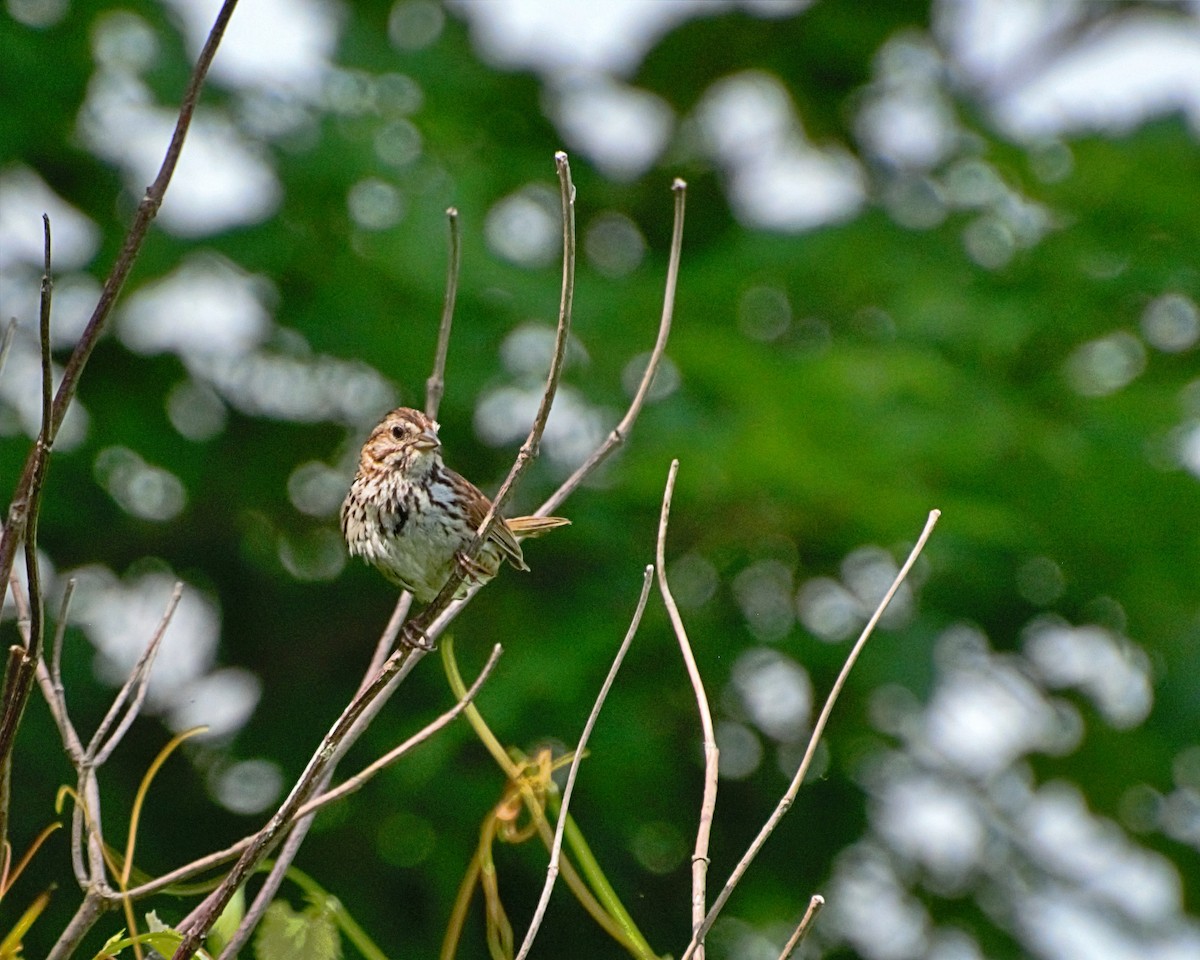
[390,425,404,440]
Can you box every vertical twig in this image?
[425,206,460,421]
[515,566,654,960]
[89,583,183,765]
[0,215,55,851]
[679,510,941,960]
[656,460,718,958]
[36,579,83,760]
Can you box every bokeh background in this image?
[4,1,1200,957]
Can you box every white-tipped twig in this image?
[777,894,824,960]
[656,459,718,957]
[425,206,461,421]
[679,509,941,960]
[515,566,654,960]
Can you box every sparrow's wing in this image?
[458,469,527,570]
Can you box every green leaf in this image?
[255,901,341,960]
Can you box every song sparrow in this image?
[341,406,569,603]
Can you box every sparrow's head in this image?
[362,407,442,474]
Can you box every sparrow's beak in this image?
[413,426,441,451]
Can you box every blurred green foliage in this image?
[3,1,1200,958]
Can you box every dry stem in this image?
[656,459,718,958]
[425,206,461,421]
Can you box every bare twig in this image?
[516,566,654,960]
[2,0,241,926]
[679,510,941,960]
[777,894,824,960]
[656,460,718,958]
[49,578,76,712]
[89,583,183,765]
[178,154,579,958]
[179,151,577,958]
[361,591,414,692]
[35,580,83,760]
[425,206,461,421]
[360,207,462,676]
[539,178,687,518]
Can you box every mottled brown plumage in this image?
[341,407,568,602]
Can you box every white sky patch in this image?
[163,0,340,93]
[551,75,674,180]
[0,165,100,271]
[78,71,282,236]
[120,253,274,357]
[939,2,1200,138]
[700,71,865,231]
[995,15,1200,138]
[449,0,714,75]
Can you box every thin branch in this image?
[221,151,468,960]
[360,591,413,694]
[777,894,824,960]
[123,647,499,903]
[39,213,53,454]
[50,577,76,711]
[679,509,941,960]
[657,460,717,958]
[48,889,112,960]
[539,177,687,518]
[88,582,183,766]
[36,577,83,759]
[219,785,317,960]
[425,206,461,421]
[516,566,654,960]
[177,153,578,958]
